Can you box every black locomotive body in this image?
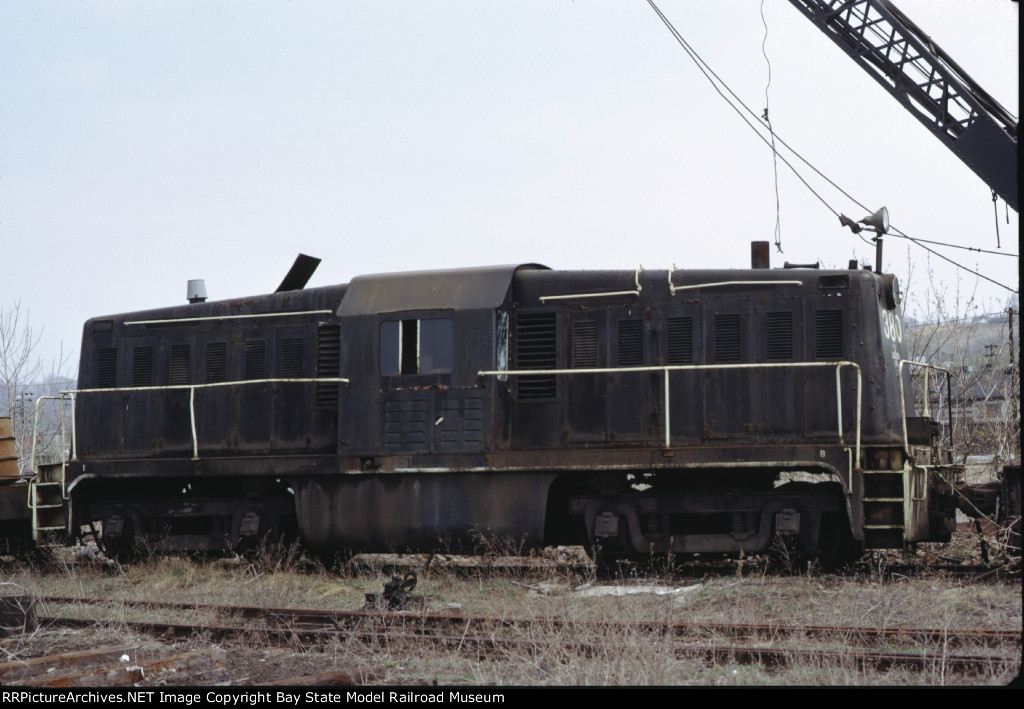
[64,253,961,562]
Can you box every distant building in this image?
[908,312,1020,459]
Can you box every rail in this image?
[477,361,862,468]
[30,395,72,476]
[55,378,349,462]
[666,263,803,295]
[898,360,953,455]
[539,266,643,302]
[29,394,74,504]
[123,309,335,326]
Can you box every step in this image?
[35,464,65,485]
[863,525,904,549]
[862,470,903,498]
[863,500,902,526]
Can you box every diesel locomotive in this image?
[55,244,961,563]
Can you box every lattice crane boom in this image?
[787,0,1018,211]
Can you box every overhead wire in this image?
[644,0,1018,293]
[760,0,783,253]
[644,0,843,220]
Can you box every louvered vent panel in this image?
[617,320,643,366]
[765,312,793,360]
[169,344,191,385]
[132,347,153,387]
[316,325,341,409]
[244,340,266,380]
[205,343,227,383]
[818,275,849,290]
[815,310,844,358]
[516,312,556,400]
[282,338,303,377]
[667,317,693,364]
[97,348,117,388]
[572,322,598,368]
[714,314,741,362]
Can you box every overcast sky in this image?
[2,0,1018,367]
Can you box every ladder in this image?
[29,463,66,545]
[28,394,73,546]
[862,468,905,548]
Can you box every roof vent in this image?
[187,279,207,304]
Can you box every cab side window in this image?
[380,317,453,375]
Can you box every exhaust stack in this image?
[751,241,770,269]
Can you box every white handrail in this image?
[669,279,803,295]
[897,360,953,454]
[478,361,862,467]
[539,266,643,303]
[30,395,72,477]
[61,377,349,462]
[123,310,334,326]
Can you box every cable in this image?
[665,15,1017,262]
[760,0,782,253]
[992,190,1001,249]
[886,227,1015,292]
[644,0,1019,293]
[884,235,1011,260]
[909,309,1020,326]
[885,234,1014,259]
[644,0,842,219]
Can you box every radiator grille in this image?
[765,312,793,360]
[205,343,227,383]
[282,338,303,377]
[244,340,266,380]
[316,325,341,409]
[516,312,556,400]
[714,314,741,362]
[667,317,693,365]
[132,347,153,387]
[572,322,597,368]
[815,310,844,358]
[97,348,117,388]
[169,344,191,385]
[617,320,643,366]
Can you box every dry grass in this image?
[1,538,1020,687]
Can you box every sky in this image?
[1,0,1019,369]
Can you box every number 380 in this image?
[880,308,902,343]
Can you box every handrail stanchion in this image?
[60,377,349,464]
[478,361,862,464]
[835,365,844,444]
[663,368,671,448]
[190,387,199,461]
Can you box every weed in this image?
[1,539,1019,686]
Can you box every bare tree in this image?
[0,301,74,473]
[903,256,1021,470]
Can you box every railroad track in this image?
[36,595,1021,647]
[35,596,1021,677]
